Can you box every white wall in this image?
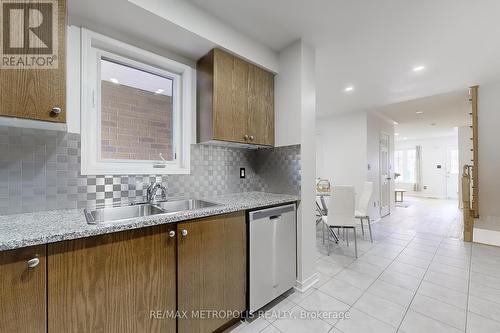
[129,0,279,72]
[275,40,317,292]
[366,112,395,220]
[275,42,302,147]
[316,111,367,193]
[67,26,81,134]
[478,81,500,220]
[395,136,458,199]
[316,111,394,221]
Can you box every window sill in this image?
[80,160,190,175]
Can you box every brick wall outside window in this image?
[101,81,174,161]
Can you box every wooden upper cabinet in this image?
[47,225,177,333]
[248,63,274,146]
[197,48,274,146]
[212,49,248,143]
[177,212,246,333]
[0,0,67,122]
[0,245,47,333]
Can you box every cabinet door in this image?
[213,49,248,143]
[0,0,66,122]
[248,64,274,146]
[48,225,176,333]
[177,212,246,333]
[0,245,46,333]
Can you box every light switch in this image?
[240,168,246,179]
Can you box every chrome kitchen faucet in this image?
[146,183,168,203]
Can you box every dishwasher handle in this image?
[251,204,295,220]
[269,215,281,220]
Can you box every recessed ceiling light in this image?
[344,86,354,93]
[413,65,425,72]
[109,78,119,84]
[393,121,399,125]
[415,111,423,114]
[395,133,400,136]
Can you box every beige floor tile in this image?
[335,268,377,290]
[353,293,406,327]
[319,277,365,305]
[423,270,469,293]
[379,270,421,292]
[273,305,332,333]
[467,311,500,333]
[366,279,415,308]
[469,294,500,323]
[316,258,344,277]
[298,290,350,325]
[399,310,463,333]
[387,260,426,279]
[417,281,468,309]
[335,308,396,333]
[410,294,466,330]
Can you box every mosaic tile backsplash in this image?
[0,126,300,215]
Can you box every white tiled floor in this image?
[227,197,500,332]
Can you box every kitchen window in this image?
[80,29,194,175]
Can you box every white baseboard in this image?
[294,272,319,293]
[473,217,500,247]
[474,225,500,247]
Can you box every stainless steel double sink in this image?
[84,199,219,224]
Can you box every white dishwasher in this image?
[249,203,297,313]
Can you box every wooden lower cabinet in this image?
[0,245,47,333]
[1,213,247,333]
[47,225,177,333]
[177,212,247,333]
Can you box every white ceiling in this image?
[101,59,173,96]
[68,0,215,65]
[375,90,470,140]
[187,0,500,116]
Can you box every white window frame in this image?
[80,29,193,175]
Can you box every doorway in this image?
[380,132,391,217]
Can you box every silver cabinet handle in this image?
[243,135,249,141]
[249,135,255,141]
[169,230,176,238]
[27,258,39,268]
[51,107,62,115]
[181,229,188,237]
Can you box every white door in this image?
[380,133,391,217]
[446,146,459,199]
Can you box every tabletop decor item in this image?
[316,178,331,193]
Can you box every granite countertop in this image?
[0,191,299,251]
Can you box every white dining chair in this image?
[322,185,358,258]
[355,181,374,243]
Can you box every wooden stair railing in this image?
[463,85,479,242]
[462,165,474,242]
[470,86,479,218]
